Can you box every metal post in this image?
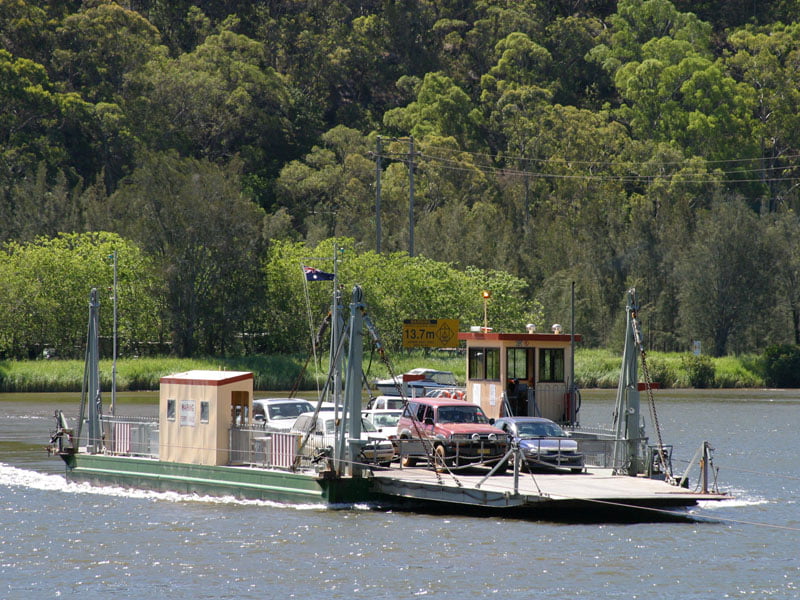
[613,289,642,475]
[702,440,709,494]
[408,135,415,257]
[344,286,365,477]
[569,281,576,426]
[87,288,103,453]
[330,248,343,470]
[375,136,382,253]
[111,250,117,416]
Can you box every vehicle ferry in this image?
[48,285,728,520]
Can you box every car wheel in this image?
[433,444,449,472]
[571,467,583,474]
[401,454,417,467]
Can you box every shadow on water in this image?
[347,498,707,525]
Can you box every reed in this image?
[0,350,767,393]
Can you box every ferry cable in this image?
[630,300,675,485]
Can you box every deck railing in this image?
[101,415,159,458]
[229,427,304,468]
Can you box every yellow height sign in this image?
[402,319,459,348]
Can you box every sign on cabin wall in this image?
[180,399,196,427]
[402,319,459,348]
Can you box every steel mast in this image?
[612,289,643,475]
[85,288,104,453]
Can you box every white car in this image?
[252,398,314,431]
[365,395,406,411]
[361,408,402,443]
[291,410,395,465]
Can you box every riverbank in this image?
[0,349,765,393]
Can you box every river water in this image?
[1,390,798,599]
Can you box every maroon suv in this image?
[396,398,509,471]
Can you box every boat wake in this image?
[695,496,769,510]
[0,462,327,511]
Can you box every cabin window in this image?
[486,347,500,380]
[468,348,483,379]
[167,398,176,421]
[468,347,500,380]
[507,348,528,380]
[200,401,209,424]
[539,348,565,382]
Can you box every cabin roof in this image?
[159,370,253,386]
[457,332,581,342]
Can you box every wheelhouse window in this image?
[167,399,176,421]
[468,347,500,380]
[200,401,209,424]
[507,348,528,380]
[539,348,565,382]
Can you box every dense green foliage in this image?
[761,343,800,388]
[3,0,800,362]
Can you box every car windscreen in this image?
[516,422,567,438]
[436,405,489,424]
[268,401,314,420]
[372,413,400,427]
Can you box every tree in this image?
[123,28,294,204]
[0,49,94,185]
[0,0,53,63]
[765,211,800,345]
[0,232,162,359]
[261,238,542,353]
[676,199,772,356]
[105,153,267,356]
[0,164,83,243]
[725,24,800,212]
[383,72,484,150]
[274,126,375,244]
[52,2,166,104]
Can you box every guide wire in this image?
[631,304,674,484]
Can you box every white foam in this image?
[695,496,769,510]
[0,463,327,510]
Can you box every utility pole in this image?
[375,136,382,253]
[408,135,415,257]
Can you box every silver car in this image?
[494,417,584,473]
[291,410,395,465]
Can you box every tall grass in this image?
[0,349,767,393]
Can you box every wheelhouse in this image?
[457,329,581,425]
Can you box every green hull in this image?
[63,453,376,505]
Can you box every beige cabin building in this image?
[158,370,253,466]
[458,330,581,425]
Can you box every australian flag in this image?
[303,266,335,281]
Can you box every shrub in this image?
[761,344,800,388]
[681,354,716,388]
